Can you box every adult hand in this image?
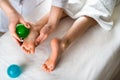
[0,0,30,45]
[8,12,30,45]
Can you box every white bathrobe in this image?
[52,0,120,30]
[0,0,43,32]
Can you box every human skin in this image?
[42,13,97,72]
[0,0,30,45]
[21,6,97,72]
[21,6,67,54]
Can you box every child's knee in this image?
[84,16,97,24]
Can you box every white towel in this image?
[64,0,86,19]
[52,0,118,30]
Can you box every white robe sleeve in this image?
[0,0,44,32]
[51,0,66,8]
[0,0,20,32]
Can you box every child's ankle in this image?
[61,39,71,51]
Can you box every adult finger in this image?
[12,35,22,46]
[9,22,21,42]
[20,18,30,28]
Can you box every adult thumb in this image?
[20,18,30,29]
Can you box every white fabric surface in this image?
[0,0,44,32]
[52,0,118,30]
[0,0,120,80]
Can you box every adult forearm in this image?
[0,0,18,19]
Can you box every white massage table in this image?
[0,0,120,80]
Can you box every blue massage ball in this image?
[7,64,22,78]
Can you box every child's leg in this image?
[21,6,67,54]
[21,12,49,54]
[21,25,39,54]
[35,6,67,44]
[42,16,97,72]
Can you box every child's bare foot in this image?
[21,26,39,54]
[42,38,64,72]
[35,24,56,45]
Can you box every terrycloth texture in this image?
[52,0,118,30]
[0,0,120,80]
[0,0,44,32]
